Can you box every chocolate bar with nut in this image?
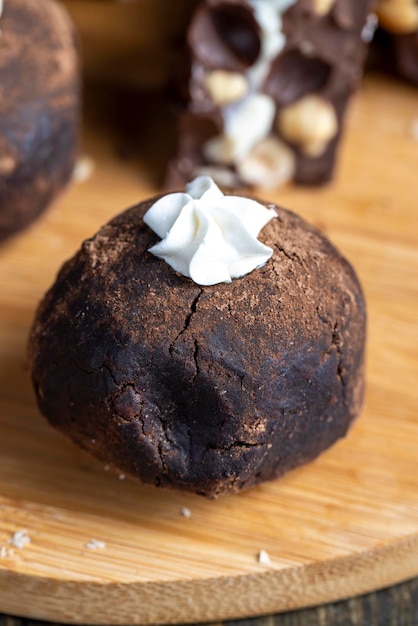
[375,0,418,85]
[166,0,375,190]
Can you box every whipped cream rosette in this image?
[144,176,276,285]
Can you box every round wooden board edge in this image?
[1,533,418,624]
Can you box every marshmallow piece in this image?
[204,94,276,165]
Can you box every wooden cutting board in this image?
[0,75,417,625]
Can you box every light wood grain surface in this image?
[2,575,418,626]
[0,74,417,624]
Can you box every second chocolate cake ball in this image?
[29,177,366,497]
[0,0,79,242]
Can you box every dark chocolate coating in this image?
[167,0,373,189]
[392,32,418,85]
[0,0,79,242]
[29,196,366,498]
[367,27,418,86]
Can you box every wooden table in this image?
[0,74,417,624]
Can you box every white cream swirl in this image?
[143,176,276,286]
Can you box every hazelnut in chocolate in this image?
[167,0,374,190]
[375,0,418,85]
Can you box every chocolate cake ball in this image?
[29,178,366,497]
[0,0,79,243]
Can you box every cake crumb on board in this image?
[10,530,31,549]
[85,539,106,550]
[0,546,14,559]
[258,549,271,565]
[72,156,95,183]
